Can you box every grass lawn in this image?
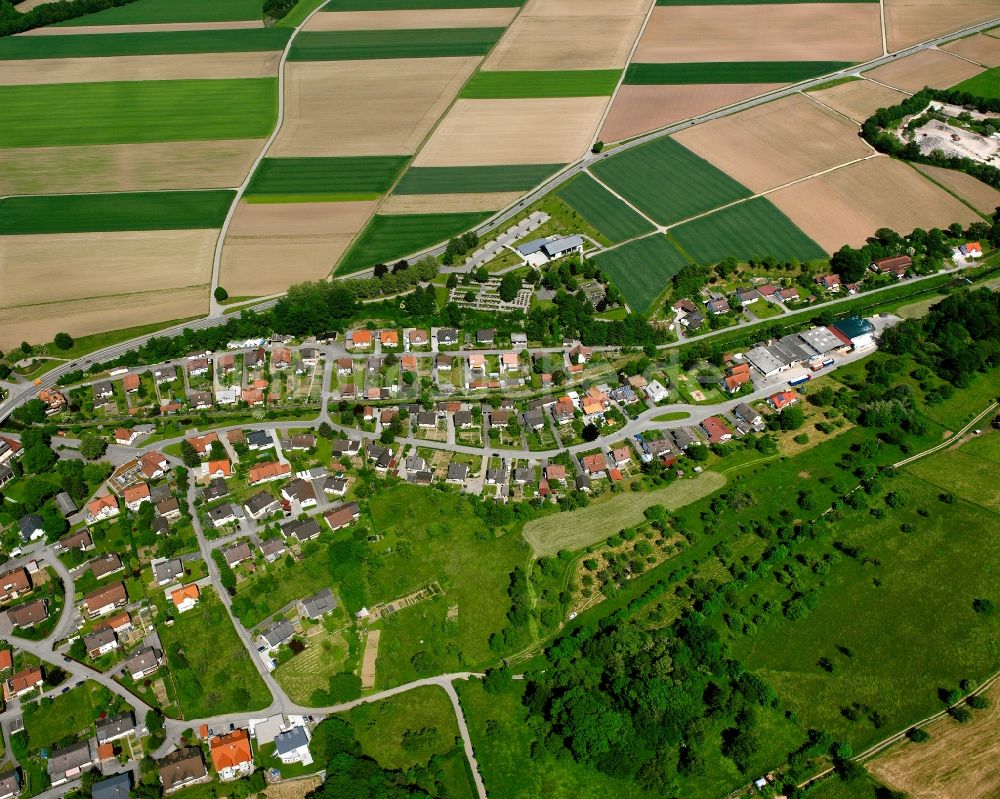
[521,471,726,556]
[321,0,524,8]
[288,28,503,60]
[951,66,1000,99]
[22,681,115,750]
[0,28,290,59]
[41,315,203,360]
[591,235,690,313]
[245,156,409,199]
[0,191,233,235]
[749,298,785,319]
[156,589,271,719]
[395,164,561,194]
[905,436,1000,514]
[56,0,263,24]
[338,211,491,273]
[556,174,655,244]
[0,78,276,148]
[591,135,752,225]
[624,61,853,84]
[460,70,620,98]
[651,411,691,421]
[274,614,353,705]
[670,197,826,264]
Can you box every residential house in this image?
[2,667,42,701]
[609,447,631,467]
[224,543,253,568]
[7,599,47,629]
[93,381,114,402]
[271,347,292,370]
[92,773,131,799]
[545,464,567,482]
[139,451,169,480]
[681,311,705,330]
[153,365,176,384]
[155,497,181,520]
[705,298,730,315]
[123,482,151,512]
[379,330,399,348]
[581,453,607,477]
[736,287,759,306]
[125,646,163,680]
[872,255,912,276]
[321,476,348,497]
[407,329,429,348]
[202,460,232,480]
[152,558,184,586]
[447,463,469,483]
[242,388,264,407]
[778,287,799,302]
[171,584,200,614]
[513,467,533,485]
[436,328,459,347]
[113,428,139,447]
[552,397,575,425]
[701,416,734,444]
[188,391,212,410]
[274,726,312,766]
[511,332,528,349]
[331,438,361,457]
[289,433,316,451]
[86,494,120,524]
[260,538,286,563]
[82,583,127,618]
[38,388,67,413]
[47,740,98,788]
[468,353,486,373]
[16,515,44,544]
[244,491,280,521]
[247,430,274,451]
[348,330,373,350]
[569,345,592,365]
[960,241,983,258]
[485,467,507,485]
[96,712,135,745]
[186,433,218,459]
[187,358,209,377]
[246,348,266,369]
[281,479,317,508]
[297,589,337,621]
[453,410,474,428]
[299,347,321,367]
[645,381,669,403]
[816,273,841,291]
[491,410,510,428]
[671,427,701,450]
[733,402,762,428]
[281,518,322,544]
[768,390,798,410]
[57,528,94,552]
[210,729,255,782]
[249,461,291,485]
[0,771,20,799]
[0,465,12,491]
[575,474,591,492]
[207,503,239,529]
[522,409,545,430]
[416,411,437,429]
[325,502,361,531]
[90,553,124,581]
[83,627,119,659]
[158,748,209,795]
[258,620,294,653]
[217,354,236,374]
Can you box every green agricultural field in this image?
[289,28,504,60]
[591,136,752,225]
[522,471,725,556]
[905,440,1000,514]
[0,29,291,60]
[670,197,826,264]
[56,0,263,25]
[0,79,277,148]
[339,211,490,273]
[951,66,1000,99]
[460,70,621,98]
[555,174,655,244]
[591,235,691,312]
[157,589,271,718]
[395,164,562,194]
[624,61,853,84]
[323,0,524,8]
[0,191,234,235]
[245,156,409,199]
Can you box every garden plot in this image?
[271,57,479,156]
[884,0,1000,51]
[221,200,378,295]
[305,8,518,31]
[807,78,909,124]
[482,0,651,71]
[414,97,608,166]
[913,163,1000,214]
[0,139,263,195]
[0,51,280,85]
[864,49,983,93]
[672,93,871,193]
[633,4,881,63]
[379,192,520,214]
[599,83,785,142]
[941,31,1000,67]
[768,157,983,251]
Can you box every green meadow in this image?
[460,70,621,98]
[55,0,263,25]
[0,28,291,59]
[555,174,655,244]
[339,211,490,272]
[624,61,852,84]
[245,156,409,199]
[0,79,277,148]
[289,28,503,60]
[592,235,690,313]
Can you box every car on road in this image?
[61,686,70,694]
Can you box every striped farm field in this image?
[591,136,752,226]
[245,156,410,200]
[591,235,690,314]
[555,174,654,244]
[0,79,277,147]
[0,191,235,235]
[0,29,291,59]
[339,211,491,272]
[54,0,263,25]
[322,0,524,8]
[624,61,853,84]
[670,197,825,265]
[288,28,503,60]
[460,70,620,98]
[394,164,561,194]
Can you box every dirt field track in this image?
[0,51,280,86]
[673,94,870,193]
[884,0,1000,51]
[0,229,216,308]
[271,58,479,157]
[941,32,1000,66]
[600,83,786,142]
[768,157,982,251]
[483,0,651,71]
[913,163,1000,214]
[0,139,263,195]
[379,192,519,214]
[808,79,909,123]
[414,96,607,166]
[17,20,265,35]
[221,200,378,295]
[869,680,1000,798]
[633,4,881,63]
[304,7,518,31]
[865,49,984,92]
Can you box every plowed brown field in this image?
[808,79,909,123]
[884,0,999,51]
[864,49,983,93]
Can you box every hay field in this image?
[271,58,479,156]
[0,229,216,308]
[413,97,607,166]
[522,471,725,556]
[807,78,909,123]
[864,49,983,92]
[633,4,882,63]
[0,52,281,86]
[884,0,1000,51]
[768,157,983,251]
[600,83,785,141]
[672,94,870,193]
[379,192,519,213]
[482,0,651,71]
[913,163,1000,214]
[222,200,378,294]
[0,286,209,351]
[304,8,518,31]
[0,139,263,195]
[869,680,1000,798]
[942,32,1000,66]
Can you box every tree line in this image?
[0,0,143,36]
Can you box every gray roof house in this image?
[152,558,184,586]
[158,747,209,794]
[17,514,44,544]
[47,739,98,787]
[96,712,136,744]
[274,725,312,765]
[92,772,131,799]
[54,492,78,517]
[447,463,469,482]
[125,646,162,679]
[202,478,229,502]
[298,588,336,620]
[259,619,295,651]
[0,770,19,799]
